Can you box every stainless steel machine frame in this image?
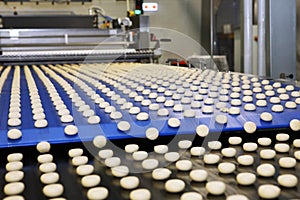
[266,0,297,79]
[0,28,157,64]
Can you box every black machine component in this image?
[2,0,91,4]
[2,15,97,29]
[129,15,150,50]
[135,0,144,14]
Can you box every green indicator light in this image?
[134,10,142,15]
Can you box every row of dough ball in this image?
[7,67,22,136]
[3,152,25,199]
[35,141,65,199]
[56,64,300,111]
[8,66,21,127]
[99,66,295,115]
[117,116,299,143]
[41,65,101,135]
[84,63,296,96]
[59,67,300,112]
[90,74,287,115]
[122,134,298,159]
[64,64,216,122]
[42,65,102,130]
[92,135,156,200]
[24,66,48,128]
[68,146,109,200]
[60,65,135,123]
[50,64,300,135]
[121,134,299,184]
[45,65,101,125]
[33,65,74,125]
[0,66,11,93]
[92,135,221,199]
[226,135,299,190]
[94,139,152,199]
[243,118,300,134]
[81,63,298,103]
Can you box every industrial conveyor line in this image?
[0,63,300,200]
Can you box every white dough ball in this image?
[190,147,205,156]
[36,141,51,153]
[7,129,22,140]
[5,171,24,182]
[165,179,185,193]
[243,142,258,152]
[120,176,139,190]
[226,194,249,200]
[142,159,159,170]
[274,143,290,153]
[164,152,180,162]
[125,144,139,153]
[37,154,53,163]
[152,168,172,180]
[117,121,131,132]
[87,187,109,200]
[208,141,222,150]
[76,165,94,176]
[43,184,64,198]
[189,169,208,182]
[228,137,242,145]
[203,154,220,164]
[256,163,275,177]
[129,188,151,200]
[7,153,23,162]
[278,157,296,168]
[237,155,254,166]
[257,137,272,146]
[236,172,256,185]
[111,165,129,177]
[196,125,209,137]
[260,149,276,159]
[243,121,256,134]
[218,162,236,174]
[178,140,192,149]
[64,125,78,136]
[104,157,121,168]
[221,148,236,157]
[3,195,24,200]
[132,151,148,161]
[40,172,60,184]
[258,184,280,199]
[277,174,298,188]
[206,181,226,195]
[39,162,57,173]
[93,135,107,148]
[276,133,289,142]
[72,156,88,166]
[294,151,300,160]
[154,145,168,154]
[168,118,181,128]
[175,160,192,171]
[180,192,203,200]
[81,174,101,187]
[98,149,113,159]
[290,119,300,131]
[68,148,83,157]
[145,127,159,140]
[4,182,25,195]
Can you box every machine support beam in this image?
[257,0,266,76]
[243,0,253,74]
